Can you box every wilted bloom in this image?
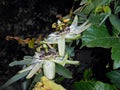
[33,76,66,90]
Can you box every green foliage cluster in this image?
[73,0,120,89]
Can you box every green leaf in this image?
[82,25,120,69]
[9,59,33,66]
[103,5,111,14]
[111,47,120,69]
[107,70,120,89]
[82,25,112,48]
[55,63,72,78]
[73,81,118,90]
[95,81,117,90]
[109,14,120,32]
[115,6,120,14]
[29,73,43,90]
[73,81,95,90]
[83,68,92,81]
[82,3,94,14]
[0,71,29,89]
[82,0,110,14]
[92,0,110,6]
[66,45,75,57]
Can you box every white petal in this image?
[43,61,55,79]
[58,37,65,56]
[71,23,91,34]
[26,63,42,79]
[65,33,76,39]
[57,20,62,25]
[18,65,34,73]
[69,15,78,29]
[34,52,40,59]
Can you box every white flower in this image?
[66,15,91,38]
[14,51,79,80]
[46,15,91,43]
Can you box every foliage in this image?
[73,0,120,89]
[107,70,120,89]
[1,0,120,89]
[77,0,120,69]
[73,81,118,90]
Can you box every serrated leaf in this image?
[73,81,118,90]
[9,59,33,66]
[73,81,95,90]
[55,63,72,78]
[107,70,120,89]
[82,25,112,48]
[0,71,29,90]
[95,81,117,90]
[82,25,120,69]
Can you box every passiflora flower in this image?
[9,49,79,80]
[33,76,66,90]
[46,15,91,43]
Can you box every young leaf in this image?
[0,71,29,90]
[103,5,111,14]
[55,63,72,78]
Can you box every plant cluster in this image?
[1,0,120,90]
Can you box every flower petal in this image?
[58,37,65,56]
[26,63,42,79]
[43,61,55,79]
[69,15,78,29]
[18,65,34,73]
